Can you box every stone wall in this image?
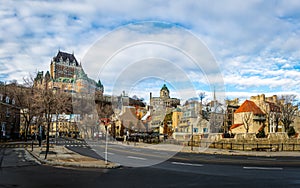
[212,132,300,151]
[182,132,300,151]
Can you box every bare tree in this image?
[279,95,298,132]
[242,112,252,133]
[274,112,281,132]
[73,92,100,139]
[35,83,57,159]
[34,74,72,159]
[10,76,40,141]
[53,91,72,137]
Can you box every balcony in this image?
[253,115,266,121]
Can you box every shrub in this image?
[256,129,266,138]
[287,126,296,137]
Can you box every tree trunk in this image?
[24,120,31,142]
[45,122,50,160]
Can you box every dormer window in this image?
[66,58,70,65]
[5,96,9,103]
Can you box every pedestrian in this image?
[126,130,130,145]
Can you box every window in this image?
[0,94,3,101]
[6,108,10,117]
[5,96,9,103]
[12,99,15,105]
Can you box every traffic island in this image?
[26,145,120,169]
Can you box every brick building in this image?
[0,83,21,140]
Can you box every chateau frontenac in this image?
[34,51,103,94]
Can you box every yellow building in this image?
[172,108,182,131]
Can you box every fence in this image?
[186,140,300,151]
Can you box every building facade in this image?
[35,51,104,94]
[250,94,282,133]
[230,100,266,134]
[149,84,180,133]
[0,83,21,140]
[150,84,180,109]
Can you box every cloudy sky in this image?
[1,0,300,103]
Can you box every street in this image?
[57,137,300,167]
[1,138,300,188]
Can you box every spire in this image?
[213,86,216,102]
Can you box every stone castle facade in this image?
[34,51,103,94]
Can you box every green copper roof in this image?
[161,84,169,92]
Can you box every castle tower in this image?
[50,50,81,80]
[160,84,170,99]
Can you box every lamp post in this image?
[104,125,108,164]
[190,121,194,151]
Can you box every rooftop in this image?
[53,51,79,66]
[234,100,265,115]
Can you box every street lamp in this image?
[190,121,194,151]
[104,125,108,165]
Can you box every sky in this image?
[1,0,300,104]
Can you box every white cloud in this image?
[0,0,299,101]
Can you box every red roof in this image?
[230,123,243,130]
[100,118,110,125]
[234,100,265,115]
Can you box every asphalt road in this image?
[1,146,300,188]
[1,138,299,187]
[55,137,300,167]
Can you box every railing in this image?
[253,115,266,121]
[186,141,300,151]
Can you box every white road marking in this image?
[171,162,204,167]
[153,151,168,155]
[127,156,147,160]
[103,152,114,155]
[247,157,277,161]
[132,148,141,151]
[243,167,283,170]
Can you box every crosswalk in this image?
[50,140,89,147]
[0,140,104,148]
[50,140,92,148]
[49,140,86,144]
[0,143,30,148]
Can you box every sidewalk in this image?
[26,145,120,169]
[112,141,300,157]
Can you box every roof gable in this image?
[54,51,79,66]
[234,100,265,115]
[230,123,243,130]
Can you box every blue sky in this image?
[0,0,300,103]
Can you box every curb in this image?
[112,142,300,157]
[25,147,121,169]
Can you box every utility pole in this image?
[190,121,193,151]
